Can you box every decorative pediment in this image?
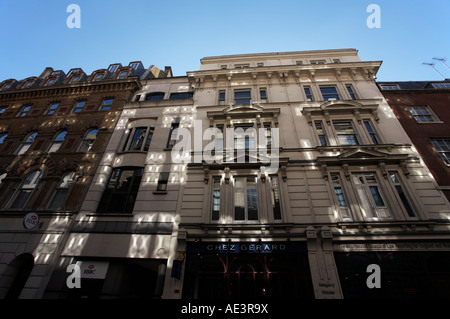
[302,99,382,125]
[320,100,364,111]
[223,103,264,115]
[317,147,409,166]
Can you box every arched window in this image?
[0,133,7,144]
[17,132,37,155]
[48,130,67,153]
[78,128,98,152]
[48,171,76,210]
[0,172,6,185]
[9,170,42,209]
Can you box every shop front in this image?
[182,241,314,299]
[334,241,450,299]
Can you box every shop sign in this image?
[76,261,109,279]
[23,212,39,229]
[186,241,307,254]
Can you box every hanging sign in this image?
[23,212,39,230]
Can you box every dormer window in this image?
[117,70,129,79]
[109,64,120,73]
[93,73,105,81]
[44,78,56,86]
[69,75,80,83]
[67,68,82,77]
[23,80,34,88]
[129,62,140,70]
[1,82,11,90]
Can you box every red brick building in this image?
[0,62,170,298]
[378,79,450,201]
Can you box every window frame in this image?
[259,88,268,103]
[211,176,222,221]
[234,89,252,105]
[387,171,417,219]
[99,98,114,111]
[17,105,32,118]
[48,130,67,153]
[45,102,60,115]
[363,119,381,145]
[320,86,341,101]
[346,85,357,100]
[0,133,8,145]
[430,138,450,165]
[156,172,169,193]
[8,170,42,209]
[218,90,226,106]
[78,128,99,152]
[329,172,352,221]
[233,176,259,222]
[408,106,440,123]
[145,92,165,101]
[303,86,314,102]
[17,132,38,155]
[380,84,400,90]
[97,167,143,214]
[72,101,86,113]
[351,172,391,220]
[122,126,154,152]
[332,119,360,146]
[166,118,180,149]
[47,171,76,210]
[169,92,193,100]
[314,120,328,146]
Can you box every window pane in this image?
[369,186,385,207]
[320,87,340,101]
[212,190,220,221]
[334,187,347,207]
[247,189,258,220]
[129,127,147,151]
[234,189,245,220]
[146,92,165,101]
[144,128,154,151]
[234,91,251,105]
[395,185,415,217]
[48,189,68,210]
[59,172,75,188]
[10,190,32,209]
[270,176,282,220]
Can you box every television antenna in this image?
[422,62,446,79]
[432,57,450,71]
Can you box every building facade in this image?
[2,49,450,299]
[377,79,450,202]
[43,71,194,299]
[177,49,450,299]
[0,62,168,298]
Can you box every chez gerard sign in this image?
[186,241,307,254]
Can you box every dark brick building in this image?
[0,62,170,298]
[378,79,450,201]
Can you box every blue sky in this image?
[1,0,449,82]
